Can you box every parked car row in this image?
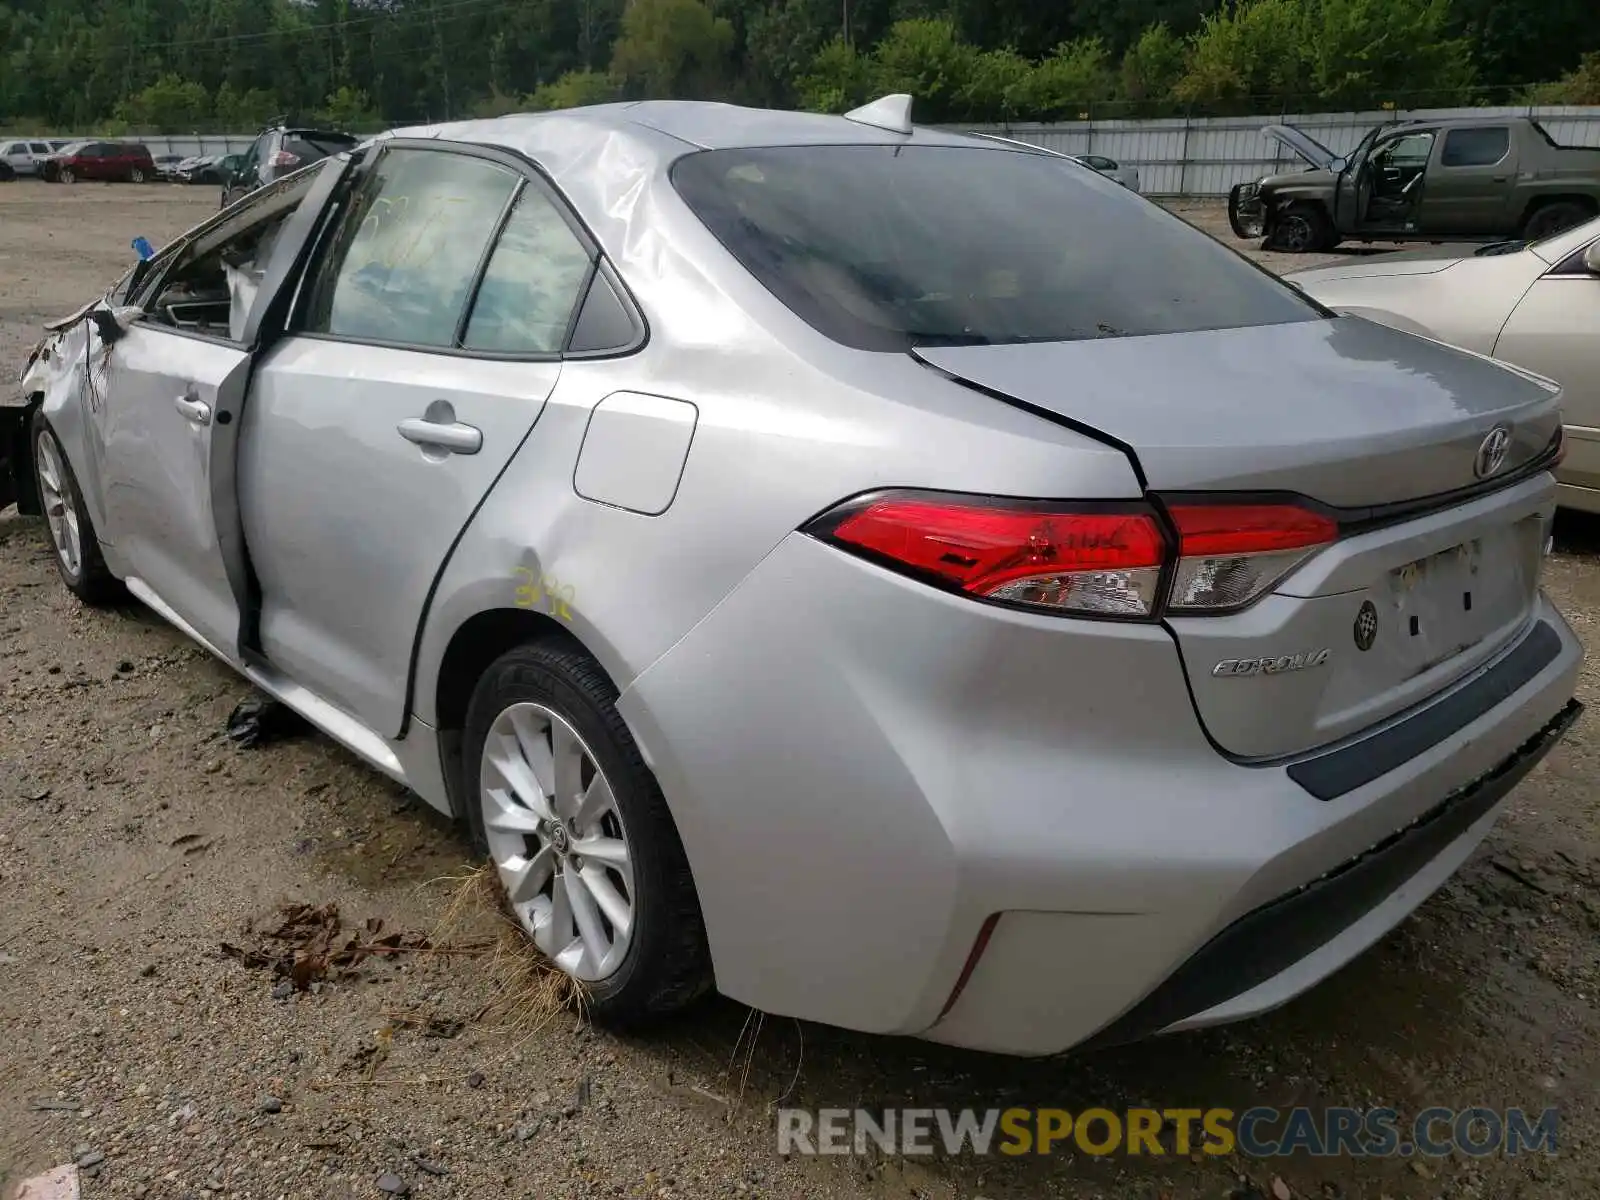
[1,97,1586,1058]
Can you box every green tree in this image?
[1527,51,1600,104]
[115,74,210,131]
[1308,0,1473,108]
[869,18,983,121]
[1173,0,1308,109]
[741,0,832,106]
[213,82,280,130]
[963,48,1032,119]
[610,0,734,99]
[1120,23,1188,106]
[528,68,622,109]
[315,85,381,130]
[1007,38,1113,119]
[796,37,873,111]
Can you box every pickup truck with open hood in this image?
[1229,116,1600,254]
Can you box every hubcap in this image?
[479,703,635,983]
[35,431,81,578]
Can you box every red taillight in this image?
[269,149,301,168]
[807,491,1169,618]
[807,491,1340,619]
[1165,502,1336,613]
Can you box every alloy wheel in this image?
[58,168,73,184]
[35,430,81,578]
[130,168,145,183]
[480,702,636,983]
[1276,214,1314,252]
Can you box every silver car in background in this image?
[1288,218,1600,513]
[1070,153,1140,191]
[12,98,1581,1056]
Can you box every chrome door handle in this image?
[398,414,482,455]
[174,393,212,426]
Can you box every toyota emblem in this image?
[1473,425,1512,480]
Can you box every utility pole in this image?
[843,0,850,47]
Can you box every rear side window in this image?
[462,187,593,354]
[30,143,50,154]
[671,144,1318,352]
[301,147,519,347]
[1441,127,1510,167]
[285,132,360,163]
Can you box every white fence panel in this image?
[963,105,1600,197]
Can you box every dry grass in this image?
[428,861,588,1046]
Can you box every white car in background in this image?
[1070,153,1139,192]
[0,138,57,179]
[1289,218,1600,513]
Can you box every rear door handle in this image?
[174,392,211,426]
[398,403,482,456]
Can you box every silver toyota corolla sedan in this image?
[10,97,1584,1056]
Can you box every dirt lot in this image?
[2,181,1598,1200]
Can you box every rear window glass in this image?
[670,145,1318,352]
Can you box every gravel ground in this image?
[2,181,1599,1200]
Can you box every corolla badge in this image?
[1212,649,1331,677]
[1473,424,1512,480]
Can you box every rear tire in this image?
[1521,200,1592,242]
[1267,202,1335,253]
[129,167,146,184]
[31,412,120,606]
[462,641,713,1026]
[57,167,74,185]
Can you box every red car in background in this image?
[41,141,157,184]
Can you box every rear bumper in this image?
[619,534,1582,1056]
[1078,697,1579,1050]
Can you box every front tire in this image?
[1267,202,1335,253]
[31,413,119,606]
[463,641,712,1025]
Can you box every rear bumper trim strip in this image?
[1287,620,1562,801]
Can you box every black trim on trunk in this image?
[1287,620,1563,800]
[1078,699,1581,1053]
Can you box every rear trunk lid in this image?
[918,316,1562,758]
[914,316,1560,509]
